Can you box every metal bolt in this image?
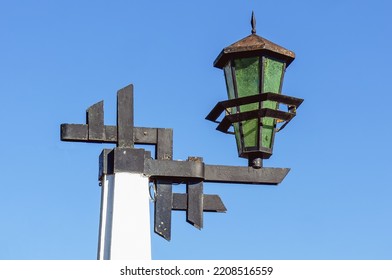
[249,157,262,169]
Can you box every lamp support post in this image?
[61,83,291,258]
[60,13,303,259]
[98,173,151,260]
[96,85,152,260]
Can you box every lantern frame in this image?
[207,14,303,168]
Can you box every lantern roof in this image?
[214,12,295,69]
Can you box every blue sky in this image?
[0,0,391,260]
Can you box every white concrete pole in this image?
[97,174,110,260]
[97,173,151,260]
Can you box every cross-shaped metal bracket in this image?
[61,84,290,241]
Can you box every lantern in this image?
[207,13,303,168]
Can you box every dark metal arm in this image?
[206,92,304,133]
[206,92,303,122]
[143,159,289,185]
[61,84,291,242]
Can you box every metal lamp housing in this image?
[214,32,295,161]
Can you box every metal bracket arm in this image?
[217,108,295,133]
[99,151,290,185]
[61,84,292,242]
[204,164,290,185]
[61,123,168,145]
[99,149,289,240]
[206,92,304,133]
[144,159,290,185]
[206,92,303,122]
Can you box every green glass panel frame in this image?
[234,57,260,150]
[261,57,284,149]
[224,62,241,154]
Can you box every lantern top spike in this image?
[214,14,295,69]
[251,11,256,34]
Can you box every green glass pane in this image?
[234,57,260,149]
[262,58,284,149]
[224,63,235,100]
[224,63,241,153]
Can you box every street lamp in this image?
[60,12,303,260]
[207,12,303,168]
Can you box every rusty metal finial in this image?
[251,11,256,34]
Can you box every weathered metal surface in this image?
[249,157,263,169]
[87,101,105,141]
[172,194,226,212]
[117,85,134,148]
[206,91,303,158]
[61,124,161,145]
[133,127,158,144]
[144,159,205,182]
[206,92,303,123]
[60,85,172,147]
[186,181,203,229]
[214,13,295,69]
[104,125,117,142]
[98,150,290,185]
[217,108,295,133]
[60,124,88,141]
[99,149,112,181]
[185,157,204,229]
[204,165,290,185]
[214,34,296,69]
[251,11,256,34]
[157,129,173,161]
[99,148,151,176]
[154,128,174,240]
[113,148,145,173]
[154,182,172,240]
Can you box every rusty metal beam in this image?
[61,125,160,145]
[217,108,295,133]
[117,85,134,148]
[172,194,226,212]
[204,165,290,185]
[154,128,174,241]
[186,181,204,229]
[206,92,303,123]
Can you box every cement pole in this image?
[98,173,151,260]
